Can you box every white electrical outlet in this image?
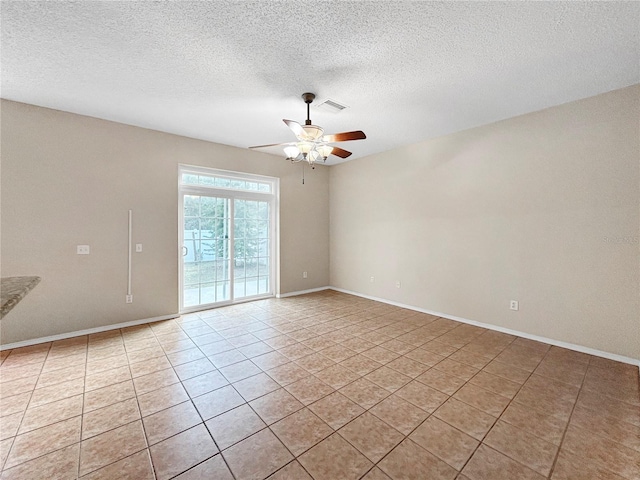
[395,281,401,289]
[370,276,374,283]
[510,300,519,311]
[126,295,133,304]
[77,245,90,255]
[303,271,308,279]
[135,243,143,253]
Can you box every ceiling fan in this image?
[249,93,366,167]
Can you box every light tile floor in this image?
[0,290,638,479]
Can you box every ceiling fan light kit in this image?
[249,92,367,179]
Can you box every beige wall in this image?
[330,85,640,360]
[1,100,330,344]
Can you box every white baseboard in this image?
[4,287,638,369]
[0,313,180,351]
[277,286,331,298]
[329,287,640,368]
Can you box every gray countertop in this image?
[1,276,41,319]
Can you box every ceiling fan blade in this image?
[249,142,294,149]
[283,119,305,139]
[330,146,352,159]
[322,131,366,143]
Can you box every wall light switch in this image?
[135,243,143,253]
[77,245,90,255]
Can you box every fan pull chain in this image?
[302,163,305,185]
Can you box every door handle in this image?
[182,246,188,257]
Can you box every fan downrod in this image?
[302,92,315,125]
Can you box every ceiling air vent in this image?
[316,99,348,113]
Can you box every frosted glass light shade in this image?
[284,146,299,159]
[302,125,324,141]
[297,142,313,155]
[308,150,319,163]
[317,145,333,159]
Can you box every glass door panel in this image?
[182,195,231,308]
[233,198,271,300]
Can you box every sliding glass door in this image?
[179,166,278,312]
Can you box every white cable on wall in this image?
[127,209,132,296]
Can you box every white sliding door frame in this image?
[178,164,279,314]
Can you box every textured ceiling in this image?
[2,1,639,164]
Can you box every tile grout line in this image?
[195,308,337,480]
[0,341,106,475]
[311,327,496,478]
[156,307,296,479]
[449,349,541,478]
[37,314,292,479]
[430,337,560,477]
[195,309,503,479]
[50,331,153,479]
[174,304,383,479]
[125,327,159,480]
[476,345,595,478]
[181,311,268,480]
[0,300,372,477]
[0,308,500,480]
[1,294,637,480]
[1,342,51,473]
[208,304,363,479]
[77,336,89,479]
[360,333,520,479]
[546,355,592,479]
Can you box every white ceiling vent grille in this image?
[316,99,348,113]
